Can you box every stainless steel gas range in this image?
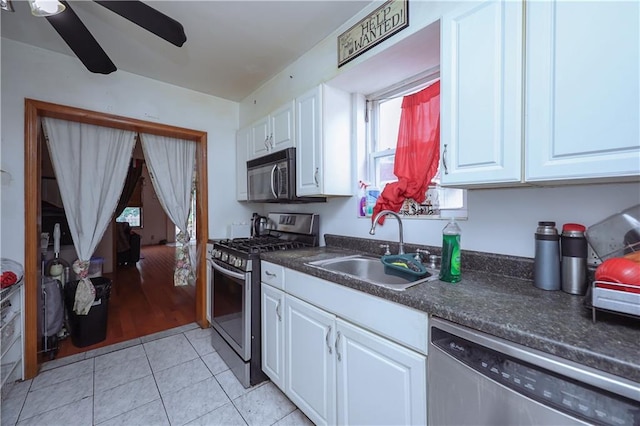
[210,212,319,388]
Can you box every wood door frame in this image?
[24,98,209,379]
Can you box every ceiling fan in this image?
[1,0,186,74]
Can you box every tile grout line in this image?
[12,378,34,426]
[142,338,171,426]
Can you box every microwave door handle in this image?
[270,164,278,198]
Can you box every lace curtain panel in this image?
[42,117,136,314]
[140,134,196,287]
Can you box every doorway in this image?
[24,99,209,379]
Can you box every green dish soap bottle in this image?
[439,218,461,283]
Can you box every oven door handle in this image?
[211,260,246,280]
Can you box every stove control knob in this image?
[235,258,244,268]
[221,252,229,262]
[229,255,236,265]
[212,249,221,258]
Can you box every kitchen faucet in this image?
[369,210,405,254]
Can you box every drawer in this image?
[261,261,285,290]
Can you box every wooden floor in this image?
[54,245,196,359]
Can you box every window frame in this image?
[116,206,143,228]
[363,69,467,219]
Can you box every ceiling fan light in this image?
[28,0,65,17]
[1,0,14,12]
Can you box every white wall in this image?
[238,1,459,125]
[267,183,639,259]
[237,1,640,259]
[0,38,252,267]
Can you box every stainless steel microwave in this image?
[246,148,325,203]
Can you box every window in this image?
[116,207,142,227]
[116,171,143,227]
[365,72,467,218]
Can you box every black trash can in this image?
[64,277,111,347]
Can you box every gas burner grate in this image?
[217,237,310,254]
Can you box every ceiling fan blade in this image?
[46,1,116,74]
[94,1,186,47]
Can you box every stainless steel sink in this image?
[306,254,439,291]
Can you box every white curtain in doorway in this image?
[140,133,196,287]
[42,118,136,314]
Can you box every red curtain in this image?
[373,80,441,224]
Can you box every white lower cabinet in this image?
[261,262,428,426]
[261,283,285,389]
[285,295,336,425]
[336,319,427,426]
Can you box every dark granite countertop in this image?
[260,235,640,383]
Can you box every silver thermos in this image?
[561,223,588,295]
[534,221,561,291]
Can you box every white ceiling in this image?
[1,0,373,102]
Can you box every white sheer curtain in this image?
[140,134,196,287]
[42,118,136,314]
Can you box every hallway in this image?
[55,244,197,359]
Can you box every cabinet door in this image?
[236,126,250,201]
[261,284,285,389]
[285,295,336,426]
[440,0,523,186]
[296,86,323,196]
[250,116,270,160]
[270,101,295,152]
[335,319,427,425]
[525,1,640,182]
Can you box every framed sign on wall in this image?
[337,0,409,68]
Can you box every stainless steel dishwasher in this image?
[428,318,640,425]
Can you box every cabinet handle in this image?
[269,134,274,149]
[314,168,319,187]
[264,136,270,150]
[276,299,282,322]
[325,326,332,354]
[335,331,342,361]
[265,271,277,278]
[442,144,449,175]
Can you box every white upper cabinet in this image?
[296,84,352,197]
[440,0,524,186]
[441,0,639,187]
[249,101,295,160]
[249,115,270,160]
[525,0,640,182]
[236,126,250,201]
[270,101,295,153]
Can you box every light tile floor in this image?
[1,324,313,426]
